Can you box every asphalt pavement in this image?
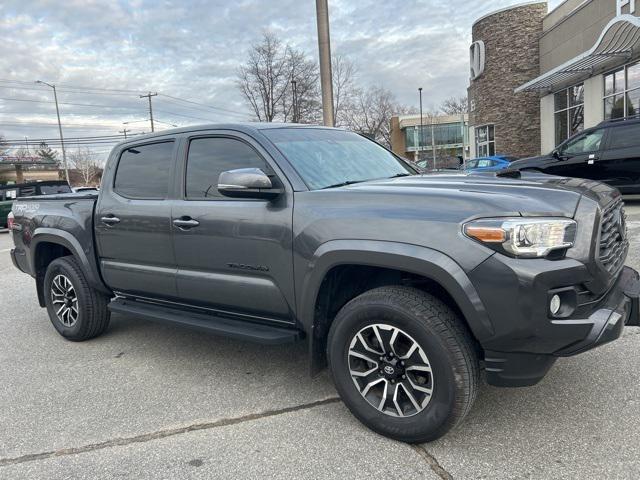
[1,203,640,479]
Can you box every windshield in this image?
[263,128,414,190]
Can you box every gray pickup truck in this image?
[9,124,640,442]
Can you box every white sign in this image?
[470,41,486,81]
[618,0,636,15]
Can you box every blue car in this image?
[464,155,516,173]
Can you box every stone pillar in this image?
[468,2,547,158]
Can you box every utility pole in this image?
[119,128,130,139]
[418,88,423,161]
[315,0,335,126]
[36,81,69,183]
[140,92,158,132]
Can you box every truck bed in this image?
[10,194,104,299]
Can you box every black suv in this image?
[510,117,640,194]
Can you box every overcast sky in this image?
[0,0,562,155]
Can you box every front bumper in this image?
[471,257,640,387]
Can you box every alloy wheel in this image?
[348,323,434,417]
[51,274,79,327]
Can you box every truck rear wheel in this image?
[327,286,479,443]
[44,256,110,341]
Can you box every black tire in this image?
[327,286,479,443]
[44,255,110,341]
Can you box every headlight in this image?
[463,217,577,258]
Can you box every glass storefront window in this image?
[475,125,495,157]
[404,122,466,152]
[604,61,640,119]
[554,84,584,146]
[628,63,640,90]
[628,89,640,117]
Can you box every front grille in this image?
[599,198,628,275]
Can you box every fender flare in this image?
[299,240,494,373]
[30,228,110,295]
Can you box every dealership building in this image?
[468,0,640,158]
[390,114,470,166]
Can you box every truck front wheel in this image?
[44,256,110,341]
[327,286,479,443]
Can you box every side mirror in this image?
[218,168,282,200]
[552,150,564,160]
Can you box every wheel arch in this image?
[299,240,493,375]
[31,228,110,306]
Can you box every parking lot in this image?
[0,202,639,480]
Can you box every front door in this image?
[545,128,606,180]
[95,140,177,299]
[171,133,295,324]
[597,123,640,194]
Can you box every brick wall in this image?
[468,2,547,158]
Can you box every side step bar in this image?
[109,298,302,345]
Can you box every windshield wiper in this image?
[320,180,367,190]
[388,173,412,179]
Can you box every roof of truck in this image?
[115,122,343,148]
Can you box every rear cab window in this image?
[114,141,174,199]
[39,184,72,195]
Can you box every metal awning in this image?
[516,15,640,93]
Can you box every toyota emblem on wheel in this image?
[384,365,395,375]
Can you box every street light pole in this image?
[418,87,423,160]
[316,0,335,126]
[36,80,69,183]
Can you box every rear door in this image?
[95,140,178,299]
[171,132,295,324]
[545,128,606,179]
[597,123,640,194]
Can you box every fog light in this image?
[550,294,561,316]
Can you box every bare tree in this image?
[282,48,321,124]
[440,96,469,115]
[68,148,101,185]
[332,55,358,127]
[237,32,290,122]
[237,31,320,123]
[344,86,400,148]
[13,147,30,160]
[0,135,8,157]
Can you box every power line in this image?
[158,93,246,116]
[0,96,144,110]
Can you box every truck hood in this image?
[508,154,556,171]
[331,171,618,218]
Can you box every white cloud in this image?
[0,0,565,153]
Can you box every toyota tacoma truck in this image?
[9,124,640,443]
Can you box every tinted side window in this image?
[114,142,173,199]
[19,186,36,197]
[186,137,270,200]
[608,124,640,149]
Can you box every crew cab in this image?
[9,124,640,442]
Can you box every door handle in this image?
[100,215,121,226]
[173,217,200,230]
